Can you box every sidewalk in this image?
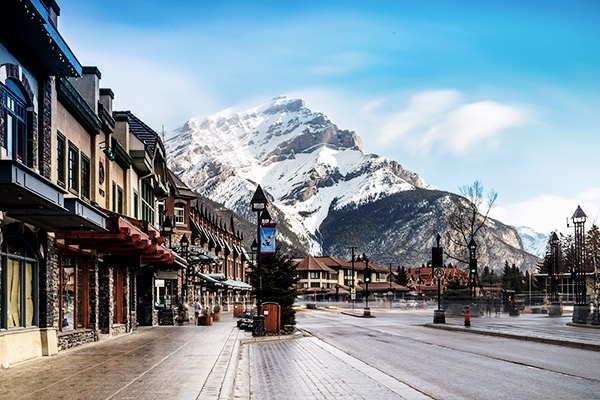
[425,313,600,351]
[0,314,249,400]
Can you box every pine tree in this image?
[247,248,299,326]
[442,275,469,304]
[396,266,409,286]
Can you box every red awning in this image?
[56,212,174,265]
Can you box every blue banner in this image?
[260,223,276,253]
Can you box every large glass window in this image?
[81,154,90,200]
[1,236,38,329]
[68,142,79,194]
[133,191,139,219]
[141,178,155,225]
[57,132,66,187]
[60,256,89,331]
[3,82,27,164]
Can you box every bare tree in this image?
[445,180,498,264]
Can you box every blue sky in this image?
[58,0,600,234]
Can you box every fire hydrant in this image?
[463,305,471,327]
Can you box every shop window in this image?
[81,154,90,200]
[113,268,123,324]
[60,256,89,331]
[57,132,66,187]
[68,142,79,194]
[3,80,28,164]
[1,236,38,329]
[174,202,185,225]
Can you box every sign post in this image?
[432,234,446,323]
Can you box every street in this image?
[291,308,600,399]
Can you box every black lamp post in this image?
[349,246,357,311]
[468,238,477,302]
[548,232,562,317]
[250,185,267,336]
[180,233,190,301]
[360,253,371,316]
[162,215,174,247]
[572,205,589,324]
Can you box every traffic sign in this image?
[351,288,356,294]
[351,293,356,300]
[433,268,445,279]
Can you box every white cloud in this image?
[491,191,600,235]
[380,91,530,155]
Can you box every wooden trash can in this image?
[261,302,280,334]
[233,302,244,317]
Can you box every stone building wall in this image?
[40,235,59,330]
[99,265,113,334]
[57,329,97,351]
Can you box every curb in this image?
[424,323,600,352]
[240,331,309,345]
[340,311,376,318]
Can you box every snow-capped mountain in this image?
[516,226,548,258]
[166,96,539,270]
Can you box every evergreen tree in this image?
[442,276,469,304]
[247,247,299,326]
[396,266,409,286]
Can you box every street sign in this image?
[351,288,356,294]
[351,293,356,300]
[433,268,445,279]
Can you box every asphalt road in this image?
[296,308,600,400]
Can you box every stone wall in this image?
[111,324,127,336]
[57,329,97,351]
[89,258,99,332]
[39,234,59,330]
[98,265,113,334]
[39,78,52,179]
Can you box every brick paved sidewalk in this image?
[237,336,429,400]
[0,316,248,400]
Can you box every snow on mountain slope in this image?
[516,226,548,258]
[165,96,431,253]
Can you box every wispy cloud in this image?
[491,190,600,235]
[379,90,530,155]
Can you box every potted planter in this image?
[198,309,213,326]
[213,305,221,322]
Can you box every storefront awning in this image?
[0,160,65,212]
[56,214,175,265]
[197,272,223,287]
[8,197,107,232]
[223,279,253,291]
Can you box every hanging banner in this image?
[260,223,276,253]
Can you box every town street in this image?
[290,308,600,399]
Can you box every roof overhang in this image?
[0,0,82,77]
[0,159,66,212]
[130,150,152,175]
[8,197,107,232]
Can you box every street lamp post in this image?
[572,206,589,324]
[180,233,190,303]
[468,238,477,303]
[548,232,562,316]
[250,185,267,336]
[349,246,357,311]
[162,215,174,247]
[360,253,371,317]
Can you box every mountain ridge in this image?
[166,96,539,271]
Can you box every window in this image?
[117,186,123,214]
[344,269,353,276]
[299,271,308,279]
[113,268,123,324]
[141,178,155,225]
[302,283,308,288]
[310,271,319,279]
[329,273,338,280]
[3,81,28,164]
[133,191,139,219]
[68,142,79,194]
[60,256,89,331]
[56,132,66,187]
[310,282,320,288]
[81,154,90,200]
[1,236,38,329]
[112,182,123,213]
[174,202,185,225]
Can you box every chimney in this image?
[70,66,101,114]
[100,88,114,114]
